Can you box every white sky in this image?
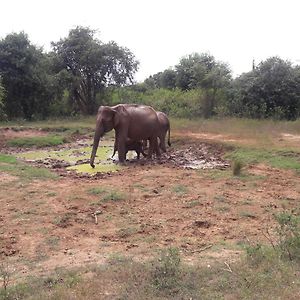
[1,0,300,81]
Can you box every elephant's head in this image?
[90,106,120,168]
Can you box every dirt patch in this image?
[1,128,300,283]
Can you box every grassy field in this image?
[1,116,300,299]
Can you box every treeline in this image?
[0,26,138,120]
[116,54,300,120]
[1,26,300,121]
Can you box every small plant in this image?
[87,187,107,195]
[0,261,13,298]
[53,213,74,228]
[172,185,188,195]
[102,191,126,202]
[151,247,181,292]
[232,160,243,176]
[275,212,300,261]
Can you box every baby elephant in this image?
[112,139,147,160]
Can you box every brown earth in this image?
[1,129,300,281]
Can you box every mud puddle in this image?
[13,138,229,176]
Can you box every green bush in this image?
[275,212,300,261]
[151,247,181,292]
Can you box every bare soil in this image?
[1,129,300,281]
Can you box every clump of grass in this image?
[151,247,181,292]
[7,135,66,148]
[232,159,243,176]
[275,212,300,261]
[116,227,139,238]
[87,187,107,195]
[102,190,127,202]
[53,213,74,228]
[172,184,188,195]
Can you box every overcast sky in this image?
[1,0,299,81]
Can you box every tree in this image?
[175,53,232,117]
[0,32,54,119]
[229,57,300,119]
[52,26,139,114]
[175,53,231,91]
[0,78,6,120]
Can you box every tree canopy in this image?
[51,26,139,114]
[0,32,54,119]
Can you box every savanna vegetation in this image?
[1,26,300,121]
[1,25,300,299]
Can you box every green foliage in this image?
[0,32,57,120]
[227,147,300,172]
[232,160,243,176]
[0,154,17,164]
[110,87,227,118]
[275,212,300,261]
[52,26,138,114]
[151,247,181,292]
[0,79,7,121]
[6,135,66,147]
[227,57,300,120]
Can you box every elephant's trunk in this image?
[90,123,104,168]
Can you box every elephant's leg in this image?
[159,135,167,153]
[136,150,141,159]
[148,136,160,159]
[117,136,127,164]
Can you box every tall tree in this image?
[0,78,6,120]
[52,26,139,114]
[229,57,300,119]
[0,32,54,119]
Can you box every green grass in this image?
[227,147,300,172]
[172,184,189,195]
[0,154,57,180]
[2,242,300,300]
[0,154,17,164]
[7,135,66,147]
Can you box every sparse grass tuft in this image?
[232,159,243,176]
[172,185,188,195]
[7,135,66,148]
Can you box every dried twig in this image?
[222,261,233,273]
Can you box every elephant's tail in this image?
[167,126,171,147]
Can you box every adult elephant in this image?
[143,111,171,153]
[90,104,160,167]
[157,111,171,152]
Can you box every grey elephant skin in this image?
[143,111,171,153]
[90,104,160,167]
[157,111,171,152]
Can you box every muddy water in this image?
[16,138,125,175]
[15,138,229,175]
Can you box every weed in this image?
[232,160,243,176]
[172,185,188,195]
[185,200,201,208]
[239,211,256,218]
[116,227,139,238]
[275,212,300,261]
[151,247,181,292]
[102,191,127,202]
[53,213,74,228]
[87,187,107,195]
